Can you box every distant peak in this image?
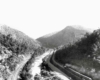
[64,25,84,30]
[65,26,73,29]
[63,25,92,32]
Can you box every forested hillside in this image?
[55,29,100,80]
[0,25,41,80]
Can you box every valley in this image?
[0,25,100,80]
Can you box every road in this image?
[47,53,70,80]
[8,55,31,80]
[47,52,92,80]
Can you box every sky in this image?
[0,0,100,39]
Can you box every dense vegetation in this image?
[0,29,41,80]
[0,33,27,54]
[0,32,31,79]
[55,29,100,80]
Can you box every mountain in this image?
[37,26,89,48]
[0,25,41,50]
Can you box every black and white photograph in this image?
[0,0,100,80]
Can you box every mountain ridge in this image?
[37,26,89,48]
[0,25,41,50]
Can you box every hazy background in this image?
[0,0,100,39]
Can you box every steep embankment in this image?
[47,52,70,80]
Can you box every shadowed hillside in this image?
[55,29,100,80]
